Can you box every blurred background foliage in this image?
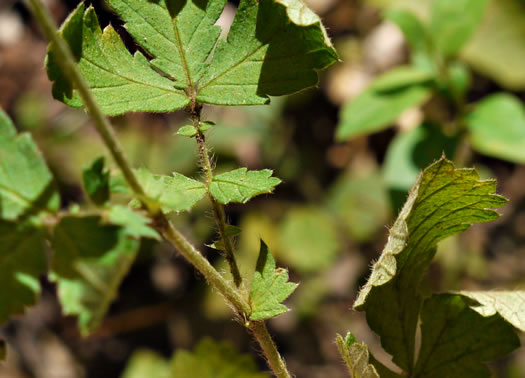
[1,0,525,376]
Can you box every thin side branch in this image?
[192,111,243,287]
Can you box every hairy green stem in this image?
[25,0,248,314]
[250,321,291,378]
[26,2,292,377]
[192,112,242,287]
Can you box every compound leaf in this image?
[83,156,110,206]
[466,93,525,163]
[414,294,519,377]
[171,338,268,378]
[0,110,59,222]
[50,214,140,335]
[249,241,298,321]
[0,221,47,323]
[429,0,489,57]
[210,168,281,204]
[354,158,507,372]
[135,168,206,213]
[336,67,433,141]
[47,0,338,114]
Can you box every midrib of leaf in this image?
[198,44,266,91]
[75,260,109,293]
[172,18,193,94]
[0,183,54,216]
[83,52,178,94]
[74,247,136,326]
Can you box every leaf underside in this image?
[354,157,508,373]
[46,0,338,115]
[415,294,519,377]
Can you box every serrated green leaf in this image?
[51,215,140,335]
[171,338,268,378]
[429,0,489,57]
[336,69,432,140]
[48,0,337,114]
[0,110,59,222]
[414,294,519,377]
[249,241,298,321]
[280,207,340,273]
[107,205,160,240]
[210,168,281,204]
[121,350,170,378]
[0,221,47,323]
[336,333,380,378]
[178,125,198,138]
[46,4,189,115]
[83,156,110,206]
[457,291,525,332]
[135,168,206,213]
[386,9,428,51]
[354,158,507,372]
[466,93,525,163]
[461,0,525,90]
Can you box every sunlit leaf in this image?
[47,0,337,114]
[210,168,281,204]
[135,168,206,213]
[249,241,298,321]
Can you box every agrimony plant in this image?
[2,0,337,376]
